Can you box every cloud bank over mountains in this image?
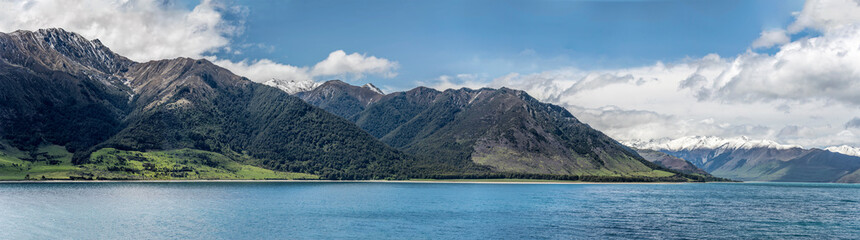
[207,50,398,83]
[426,0,860,148]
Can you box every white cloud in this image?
[691,26,860,106]
[310,50,399,79]
[426,0,860,148]
[751,29,790,48]
[0,0,245,62]
[788,0,860,33]
[210,50,398,83]
[208,57,312,83]
[425,73,489,91]
[845,117,860,129]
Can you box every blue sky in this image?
[217,0,803,89]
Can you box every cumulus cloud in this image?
[562,105,688,140]
[490,70,582,101]
[777,125,803,138]
[691,26,860,106]
[210,50,399,83]
[846,117,860,129]
[662,0,860,108]
[562,105,774,142]
[787,0,860,33]
[310,50,399,79]
[0,0,245,61]
[427,0,860,148]
[426,74,488,91]
[560,73,637,96]
[208,57,312,82]
[751,29,790,48]
[775,124,860,147]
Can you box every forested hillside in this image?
[0,29,412,180]
[298,81,724,181]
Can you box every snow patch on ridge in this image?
[362,83,384,95]
[263,78,321,94]
[825,145,860,157]
[624,136,803,152]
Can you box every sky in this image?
[1,0,859,149]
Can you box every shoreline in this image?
[0,179,698,184]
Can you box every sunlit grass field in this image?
[0,142,316,180]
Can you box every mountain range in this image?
[0,28,710,181]
[0,29,415,180]
[295,80,721,180]
[824,145,860,157]
[627,136,860,183]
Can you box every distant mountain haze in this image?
[633,148,710,176]
[626,136,860,183]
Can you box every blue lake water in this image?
[0,182,858,239]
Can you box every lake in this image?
[0,182,858,239]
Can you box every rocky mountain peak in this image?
[263,78,321,94]
[624,136,803,152]
[2,28,132,74]
[825,145,860,157]
[361,83,384,95]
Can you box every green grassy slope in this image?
[0,142,316,180]
[0,143,79,180]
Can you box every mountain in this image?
[0,28,717,182]
[362,83,384,94]
[633,148,710,175]
[296,80,384,120]
[263,78,321,94]
[0,28,134,153]
[295,80,715,181]
[626,136,860,182]
[628,136,802,153]
[0,28,412,180]
[825,145,860,157]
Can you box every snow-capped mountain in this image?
[624,136,802,152]
[623,136,860,182]
[262,78,384,96]
[361,83,384,95]
[262,78,321,94]
[825,145,860,157]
